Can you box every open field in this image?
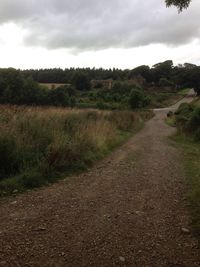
[0,105,152,196]
[39,83,67,89]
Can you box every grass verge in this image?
[171,134,200,238]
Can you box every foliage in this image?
[128,65,152,83]
[159,78,174,87]
[152,60,174,83]
[0,69,76,107]
[0,62,200,109]
[72,72,91,91]
[129,88,150,109]
[18,60,200,96]
[175,103,200,141]
[165,0,191,12]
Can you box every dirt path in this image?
[0,94,199,267]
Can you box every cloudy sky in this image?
[0,0,199,69]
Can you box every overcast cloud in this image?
[0,0,199,51]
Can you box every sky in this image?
[0,0,199,70]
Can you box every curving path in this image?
[0,92,199,267]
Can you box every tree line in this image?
[21,61,200,94]
[0,61,199,108]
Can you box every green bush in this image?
[188,107,200,140]
[175,103,200,141]
[129,88,150,109]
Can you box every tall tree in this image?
[152,60,174,83]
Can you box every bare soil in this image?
[0,94,199,267]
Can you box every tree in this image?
[174,65,200,95]
[165,0,191,12]
[184,67,200,96]
[129,88,150,109]
[152,60,174,83]
[72,72,91,91]
[0,68,25,104]
[22,77,42,104]
[48,86,70,106]
[129,65,152,83]
[159,77,174,87]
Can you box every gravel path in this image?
[0,94,199,267]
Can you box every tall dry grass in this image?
[0,105,149,195]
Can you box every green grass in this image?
[171,134,200,238]
[165,116,176,127]
[178,88,190,96]
[192,97,200,108]
[148,89,188,109]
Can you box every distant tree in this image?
[129,65,152,83]
[165,0,191,11]
[151,60,173,83]
[22,77,42,104]
[0,68,25,104]
[72,72,91,91]
[183,63,197,69]
[112,82,133,95]
[184,67,200,95]
[159,77,174,87]
[173,64,200,95]
[48,86,70,106]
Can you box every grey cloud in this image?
[0,0,200,51]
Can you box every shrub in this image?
[188,107,200,131]
[188,107,200,140]
[175,103,200,141]
[129,88,150,109]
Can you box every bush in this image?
[188,107,200,140]
[176,103,193,116]
[129,88,150,109]
[175,103,200,141]
[188,107,200,131]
